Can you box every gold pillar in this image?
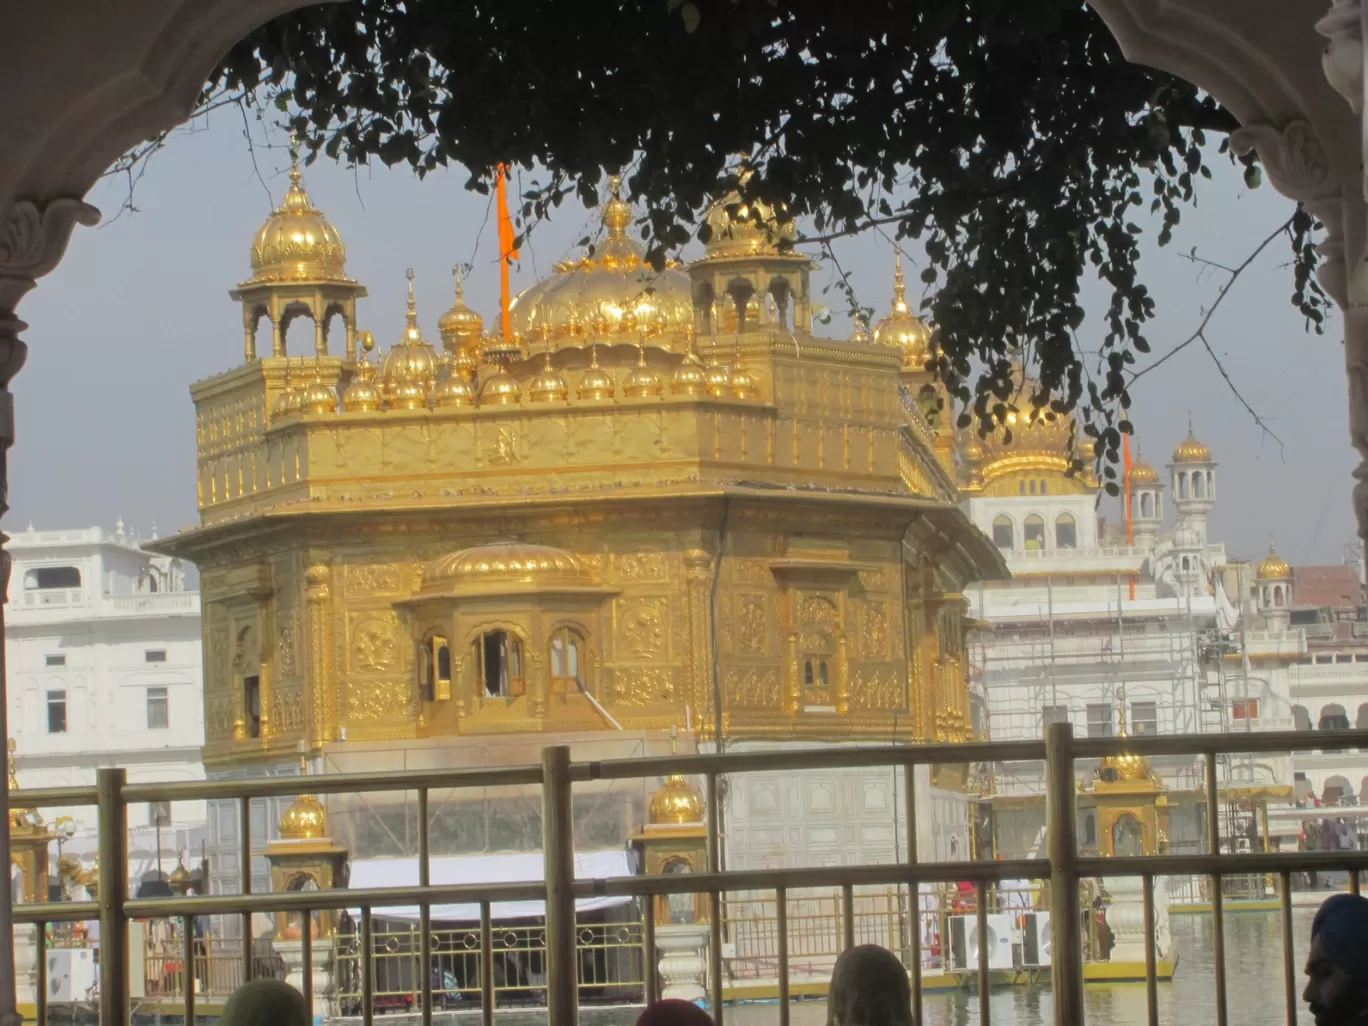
[682,549,716,736]
[304,564,335,747]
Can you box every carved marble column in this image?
[654,923,711,1002]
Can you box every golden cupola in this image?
[247,152,350,285]
[971,366,1079,485]
[343,333,382,413]
[279,793,328,841]
[1172,420,1211,463]
[380,269,440,410]
[1096,694,1153,785]
[670,338,708,397]
[622,345,664,399]
[872,253,933,372]
[300,367,338,416]
[434,363,477,408]
[701,169,798,260]
[1130,455,1160,486]
[438,269,485,356]
[649,774,706,825]
[577,344,617,401]
[1257,540,1291,580]
[510,177,693,349]
[527,350,570,403]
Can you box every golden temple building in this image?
[153,160,1006,859]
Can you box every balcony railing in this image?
[11,728,1368,1026]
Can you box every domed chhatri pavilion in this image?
[154,158,1007,859]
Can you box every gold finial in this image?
[891,251,910,313]
[602,175,631,237]
[361,330,375,354]
[452,264,465,302]
[1116,685,1129,738]
[287,130,303,186]
[669,724,679,754]
[609,174,623,197]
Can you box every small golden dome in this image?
[247,152,350,285]
[279,794,327,841]
[1172,420,1211,463]
[481,370,523,406]
[511,176,693,348]
[381,270,439,409]
[671,349,709,397]
[437,270,484,353]
[300,368,337,415]
[423,541,592,590]
[434,369,476,408]
[527,352,569,403]
[578,345,616,401]
[1257,541,1291,580]
[622,347,664,399]
[1130,457,1160,486]
[731,362,760,401]
[702,169,798,260]
[168,853,192,896]
[849,317,872,344]
[1096,695,1152,784]
[704,359,733,398]
[872,253,933,371]
[649,774,706,825]
[343,343,382,413]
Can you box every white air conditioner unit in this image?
[1020,911,1052,967]
[947,913,1014,971]
[47,947,97,1003]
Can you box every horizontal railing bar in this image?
[1071,728,1368,759]
[593,858,1045,894]
[1078,852,1368,876]
[8,786,99,808]
[122,881,548,919]
[577,740,1047,780]
[10,901,99,924]
[121,764,544,803]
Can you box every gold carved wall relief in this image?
[273,685,306,734]
[347,612,405,674]
[611,668,677,707]
[345,563,403,596]
[736,595,768,656]
[618,598,669,661]
[847,669,904,712]
[858,600,889,661]
[731,558,770,586]
[616,550,668,583]
[346,677,418,725]
[725,666,781,708]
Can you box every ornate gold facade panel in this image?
[345,562,405,597]
[346,611,406,674]
[610,668,678,708]
[615,596,671,661]
[345,676,418,732]
[273,683,306,735]
[612,548,669,583]
[735,594,769,656]
[857,600,889,662]
[847,668,904,712]
[725,666,782,708]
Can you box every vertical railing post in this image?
[1045,723,1083,1026]
[97,767,129,1026]
[541,746,577,1026]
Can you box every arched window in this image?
[1040,480,1048,495]
[1055,513,1077,550]
[473,630,525,698]
[1273,585,1285,607]
[1181,556,1190,571]
[1205,471,1214,497]
[1177,472,1188,499]
[1324,775,1355,806]
[549,627,584,694]
[1029,480,1037,495]
[1262,586,1271,606]
[800,629,835,703]
[1023,515,1045,550]
[992,516,1014,550]
[1140,493,1153,518]
[1018,481,1026,495]
[1320,704,1350,731]
[1293,705,1312,731]
[419,633,451,702]
[1193,472,1205,498]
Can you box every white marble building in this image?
[5,523,206,881]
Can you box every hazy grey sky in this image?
[12,116,1355,567]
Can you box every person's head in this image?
[634,1000,714,1026]
[1305,893,1368,1026]
[827,944,912,1026]
[220,979,309,1026]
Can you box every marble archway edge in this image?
[1089,0,1368,537]
[0,3,339,1024]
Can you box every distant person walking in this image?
[1304,893,1368,1026]
[827,944,914,1026]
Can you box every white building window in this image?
[1055,513,1077,549]
[991,516,1014,550]
[46,691,67,734]
[44,654,65,667]
[1024,515,1046,550]
[149,801,170,826]
[1086,703,1113,739]
[145,649,167,663]
[24,566,80,590]
[147,687,169,730]
[1130,701,1158,735]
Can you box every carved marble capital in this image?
[1315,0,1363,112]
[0,198,100,314]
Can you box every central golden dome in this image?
[247,154,349,285]
[871,254,933,371]
[1257,541,1291,580]
[423,541,593,591]
[702,169,798,259]
[510,178,693,349]
[279,794,327,840]
[649,774,706,825]
[974,368,1078,483]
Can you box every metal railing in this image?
[12,726,1368,1026]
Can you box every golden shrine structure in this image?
[152,158,1006,871]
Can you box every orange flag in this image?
[496,164,519,341]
